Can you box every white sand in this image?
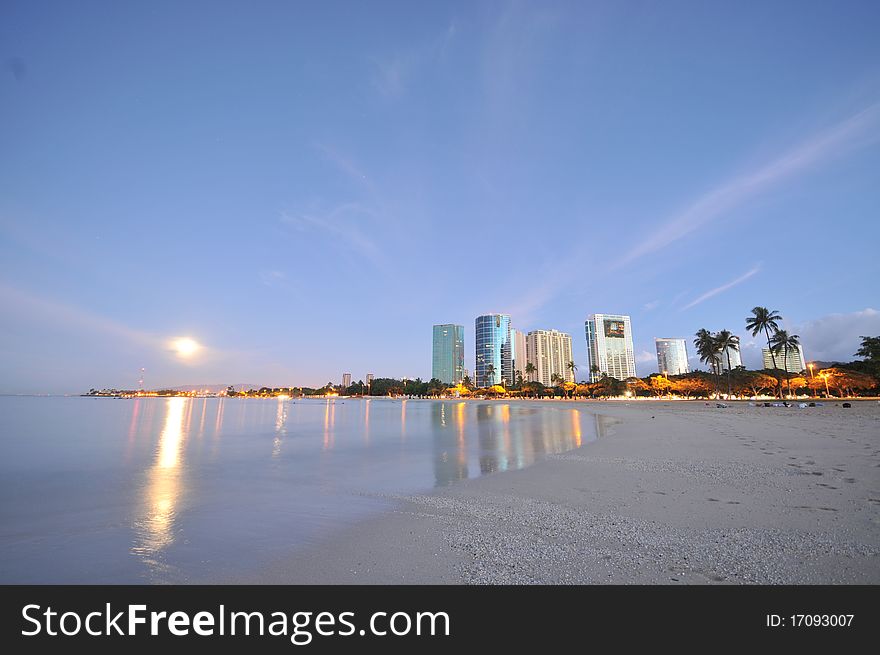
[248,400,880,584]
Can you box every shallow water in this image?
[0,396,608,583]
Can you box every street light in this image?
[819,372,830,398]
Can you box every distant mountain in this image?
[167,383,260,392]
[810,361,844,370]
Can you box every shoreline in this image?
[237,400,880,585]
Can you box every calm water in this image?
[0,396,609,583]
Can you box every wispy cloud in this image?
[369,21,459,100]
[642,300,660,312]
[259,270,286,287]
[281,204,386,269]
[681,264,762,310]
[313,142,375,194]
[620,102,880,267]
[0,281,156,346]
[371,56,412,99]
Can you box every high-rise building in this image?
[342,372,351,388]
[512,328,528,383]
[366,373,374,388]
[526,329,574,386]
[655,338,689,376]
[762,345,805,373]
[584,314,636,382]
[715,341,743,372]
[475,314,512,387]
[432,324,465,384]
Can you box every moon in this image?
[170,337,201,359]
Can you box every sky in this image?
[1,0,879,393]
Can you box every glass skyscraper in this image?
[475,314,512,387]
[585,313,636,382]
[432,324,465,385]
[655,338,689,376]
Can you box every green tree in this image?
[855,335,880,360]
[746,307,783,396]
[524,362,536,382]
[484,363,495,388]
[694,329,720,396]
[714,329,740,399]
[769,330,801,397]
[567,360,578,383]
[854,336,880,377]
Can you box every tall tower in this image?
[655,338,689,376]
[475,314,512,387]
[526,329,575,386]
[584,314,636,382]
[431,324,465,384]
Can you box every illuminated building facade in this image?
[432,324,465,384]
[475,314,512,387]
[585,314,636,382]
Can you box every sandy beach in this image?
[247,400,880,585]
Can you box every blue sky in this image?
[2,0,879,393]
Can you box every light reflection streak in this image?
[273,397,287,458]
[400,399,407,439]
[364,399,370,444]
[125,398,141,464]
[214,399,224,436]
[323,400,335,451]
[198,399,207,438]
[456,402,467,472]
[132,397,188,569]
[571,409,582,448]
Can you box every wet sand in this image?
[246,400,880,584]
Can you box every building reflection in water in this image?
[431,402,469,485]
[428,401,597,485]
[132,397,188,571]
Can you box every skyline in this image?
[2,1,880,393]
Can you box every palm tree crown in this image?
[745,307,782,337]
[746,307,784,397]
[769,330,801,396]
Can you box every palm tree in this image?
[524,362,536,382]
[590,364,600,382]
[567,360,578,383]
[714,330,740,399]
[694,329,720,397]
[484,363,495,388]
[515,370,524,390]
[769,330,801,398]
[746,307,782,395]
[550,372,563,397]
